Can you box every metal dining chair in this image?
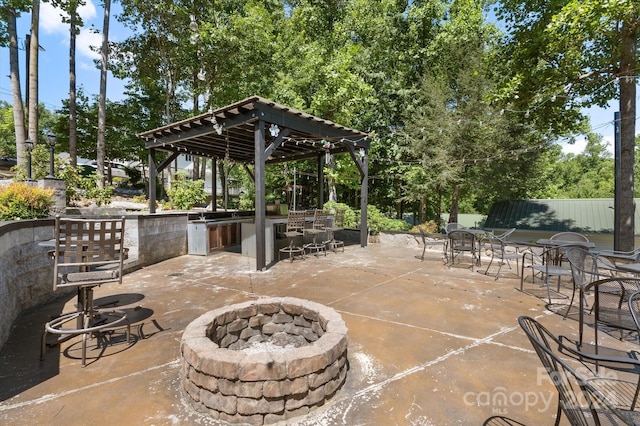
[519,316,640,425]
[448,230,478,270]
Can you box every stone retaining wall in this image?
[0,213,188,350]
[180,298,348,425]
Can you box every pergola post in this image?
[149,148,157,214]
[254,120,266,271]
[318,154,325,208]
[360,148,368,247]
[211,157,217,211]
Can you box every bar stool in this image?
[41,216,130,367]
[278,210,307,262]
[324,208,345,253]
[305,209,328,256]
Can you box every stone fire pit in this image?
[180,297,349,425]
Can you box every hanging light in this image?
[189,15,199,32]
[269,123,280,137]
[197,68,206,81]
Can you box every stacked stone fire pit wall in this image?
[180,297,349,425]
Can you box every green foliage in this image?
[167,172,207,210]
[0,182,54,220]
[363,205,411,235]
[79,172,114,207]
[0,101,16,157]
[323,201,357,228]
[411,220,440,234]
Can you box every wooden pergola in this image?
[138,96,371,271]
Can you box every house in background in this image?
[484,199,640,250]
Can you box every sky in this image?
[0,1,634,156]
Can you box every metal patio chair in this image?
[448,230,478,270]
[564,247,614,319]
[417,226,447,263]
[41,216,130,367]
[520,245,573,304]
[479,236,522,280]
[518,316,640,426]
[581,277,640,348]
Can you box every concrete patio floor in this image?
[1,242,638,425]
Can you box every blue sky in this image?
[0,1,632,155]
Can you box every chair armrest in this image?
[559,335,640,373]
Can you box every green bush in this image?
[323,201,357,228]
[167,172,207,210]
[364,205,411,234]
[323,201,411,233]
[0,182,54,220]
[411,220,440,234]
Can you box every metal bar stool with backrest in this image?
[304,209,328,256]
[324,208,345,253]
[278,210,307,262]
[41,216,130,367]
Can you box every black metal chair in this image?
[278,210,307,262]
[479,236,521,280]
[448,230,478,270]
[417,226,447,263]
[41,216,130,367]
[520,245,573,304]
[629,291,640,336]
[582,278,640,348]
[518,316,640,426]
[565,247,613,319]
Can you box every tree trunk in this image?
[7,8,27,168]
[618,22,637,251]
[449,184,459,224]
[68,7,78,167]
[97,0,111,188]
[27,0,39,143]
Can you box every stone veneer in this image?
[180,297,349,425]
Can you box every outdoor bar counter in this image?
[241,213,329,264]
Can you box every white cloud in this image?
[40,0,100,60]
[40,3,68,35]
[77,30,103,61]
[561,134,615,155]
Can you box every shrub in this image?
[167,172,207,210]
[323,201,411,234]
[0,183,54,220]
[323,201,357,228]
[411,220,440,234]
[364,205,411,234]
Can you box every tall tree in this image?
[96,0,110,187]
[495,0,640,250]
[27,0,39,143]
[3,5,27,167]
